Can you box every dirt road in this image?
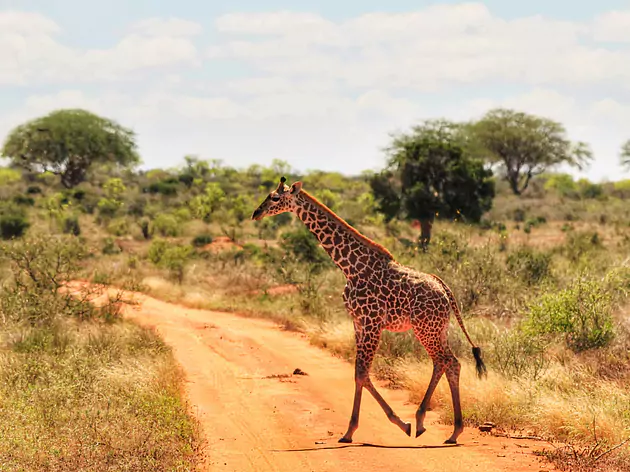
[76,284,552,472]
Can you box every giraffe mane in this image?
[299,190,395,260]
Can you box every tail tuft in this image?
[472,346,488,379]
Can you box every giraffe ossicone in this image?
[252,177,487,444]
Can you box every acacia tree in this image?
[622,140,630,171]
[370,119,495,249]
[1,109,140,188]
[469,108,592,195]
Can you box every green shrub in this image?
[0,234,103,325]
[513,208,526,222]
[0,204,29,240]
[148,239,170,265]
[280,227,330,273]
[97,198,121,219]
[148,239,192,283]
[12,195,35,206]
[491,330,548,380]
[173,207,192,222]
[0,167,21,186]
[127,196,147,217]
[192,233,213,247]
[61,214,81,236]
[153,214,180,237]
[102,237,121,255]
[524,278,615,352]
[107,218,129,236]
[26,185,42,195]
[506,247,551,285]
[146,180,179,196]
[563,230,601,262]
[71,188,86,201]
[160,245,193,283]
[577,179,603,199]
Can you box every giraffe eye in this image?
[270,195,280,202]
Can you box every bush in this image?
[153,213,180,237]
[148,239,170,264]
[26,185,42,195]
[0,204,29,240]
[61,214,81,236]
[524,278,615,352]
[513,208,526,222]
[506,247,551,285]
[563,230,601,262]
[0,234,105,325]
[12,195,35,206]
[148,239,193,283]
[492,330,548,380]
[280,227,330,273]
[107,218,129,236]
[146,180,179,196]
[192,233,213,247]
[97,198,121,219]
[0,167,21,185]
[102,237,121,255]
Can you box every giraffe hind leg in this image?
[443,356,463,444]
[413,322,464,442]
[414,360,445,438]
[339,327,411,442]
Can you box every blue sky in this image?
[1,0,630,180]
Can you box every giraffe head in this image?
[251,176,303,221]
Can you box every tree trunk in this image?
[508,173,522,195]
[419,217,433,252]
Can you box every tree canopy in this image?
[468,108,592,195]
[1,109,140,188]
[370,119,495,247]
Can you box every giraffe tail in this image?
[430,274,488,379]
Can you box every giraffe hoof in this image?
[415,427,426,438]
[444,438,458,445]
[404,423,411,437]
[338,437,353,444]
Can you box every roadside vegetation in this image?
[0,234,201,471]
[1,107,629,470]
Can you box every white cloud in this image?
[209,5,630,90]
[0,11,200,85]
[216,11,334,36]
[0,11,60,34]
[131,17,203,37]
[592,10,630,42]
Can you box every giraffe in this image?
[252,177,487,445]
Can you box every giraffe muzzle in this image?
[251,208,264,221]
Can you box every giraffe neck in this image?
[293,191,394,279]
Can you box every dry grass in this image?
[0,319,201,472]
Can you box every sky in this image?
[1,0,630,181]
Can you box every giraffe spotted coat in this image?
[252,177,486,445]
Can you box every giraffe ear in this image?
[290,181,303,195]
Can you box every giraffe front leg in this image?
[363,380,412,437]
[339,332,373,443]
[339,376,364,443]
[340,327,411,442]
